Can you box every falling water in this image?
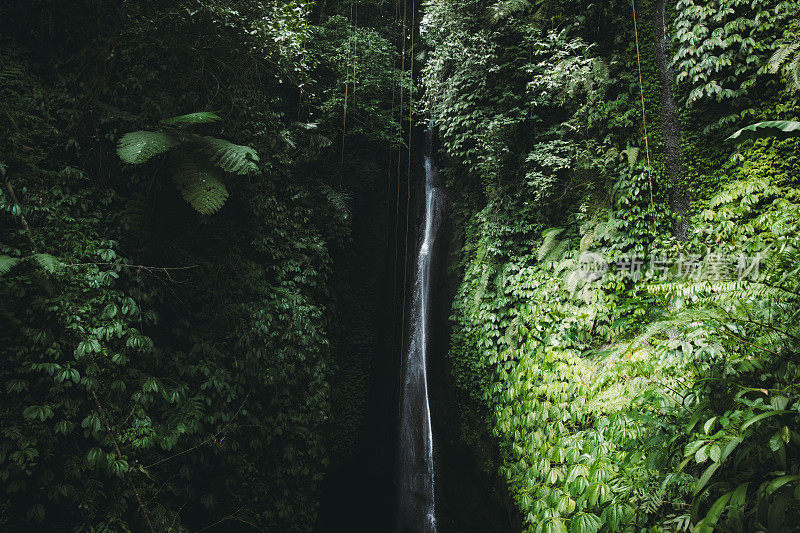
[397,127,443,533]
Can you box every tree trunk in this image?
[653,0,690,239]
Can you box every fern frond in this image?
[316,183,352,220]
[171,158,229,215]
[122,192,150,233]
[621,144,640,169]
[709,178,777,208]
[490,0,531,22]
[0,254,60,276]
[790,54,800,91]
[565,269,584,294]
[117,131,179,164]
[767,42,800,73]
[0,255,21,276]
[537,227,565,261]
[311,134,333,150]
[200,137,260,175]
[31,254,60,273]
[160,111,221,126]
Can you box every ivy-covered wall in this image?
[424,0,800,531]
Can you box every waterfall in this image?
[397,128,443,533]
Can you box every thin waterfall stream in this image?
[397,127,444,533]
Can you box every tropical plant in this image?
[728,120,800,141]
[0,253,60,277]
[768,40,800,91]
[672,0,800,129]
[638,245,800,532]
[117,112,260,214]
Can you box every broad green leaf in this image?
[569,512,601,533]
[694,492,732,533]
[694,462,720,495]
[719,437,742,463]
[160,111,221,126]
[727,120,800,142]
[765,475,800,496]
[708,444,721,463]
[729,482,749,513]
[740,410,791,432]
[117,131,178,164]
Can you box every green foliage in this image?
[672,0,799,105]
[728,120,800,141]
[199,136,260,175]
[117,131,180,164]
[0,254,55,277]
[449,151,800,531]
[170,157,229,215]
[436,1,800,532]
[0,0,398,529]
[672,0,800,131]
[5,0,800,531]
[768,40,800,91]
[635,244,800,531]
[159,111,222,127]
[116,113,260,215]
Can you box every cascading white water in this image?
[397,128,442,533]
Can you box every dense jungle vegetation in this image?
[2,0,800,531]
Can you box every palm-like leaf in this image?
[0,254,60,276]
[160,111,222,127]
[117,131,179,164]
[31,254,60,273]
[171,158,229,215]
[768,41,800,90]
[0,255,21,276]
[727,120,800,142]
[200,137,260,175]
[117,112,259,214]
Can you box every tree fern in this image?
[199,137,260,175]
[116,112,259,214]
[160,111,221,127]
[171,158,229,215]
[117,131,179,164]
[767,41,800,91]
[0,253,60,277]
